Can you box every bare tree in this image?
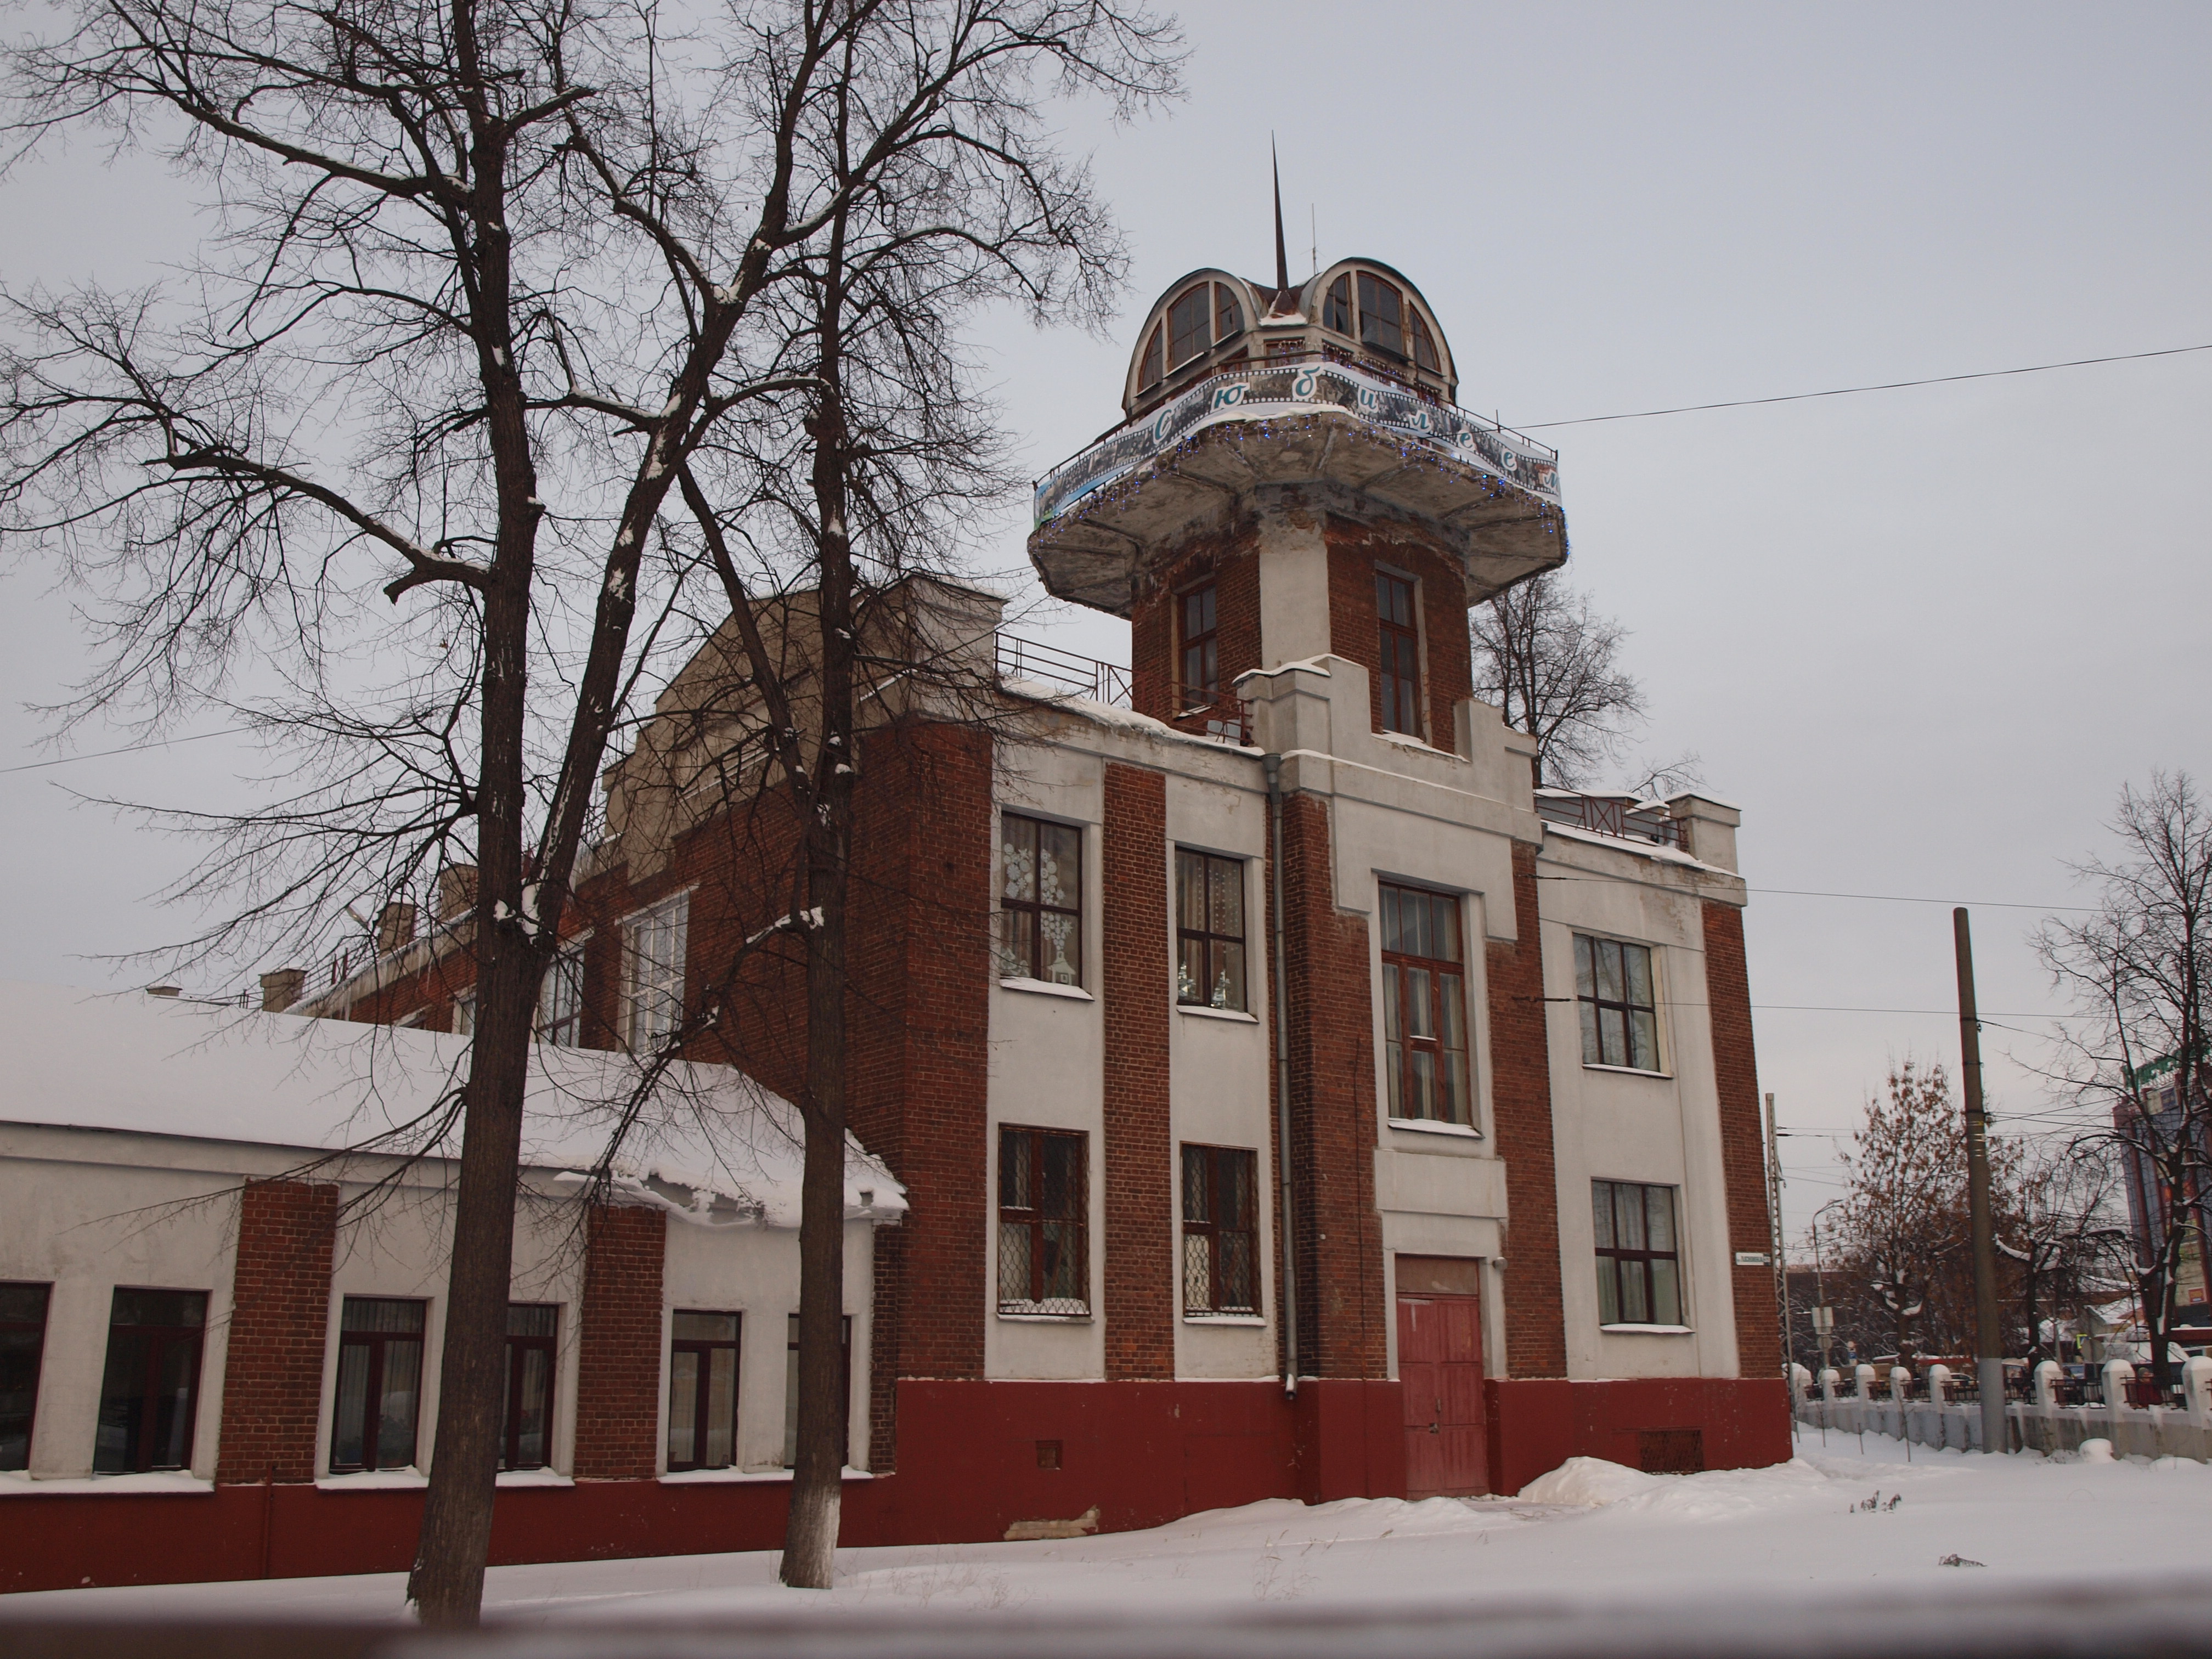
[2039,772,2212,1392]
[1834,1060,1967,1366]
[1469,568,1692,793]
[1997,1138,2126,1362]
[0,0,1177,1623]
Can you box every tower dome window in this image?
[1323,274,1352,335]
[1357,272,1405,360]
[1159,281,1247,380]
[1139,324,1165,390]
[1409,307,1441,374]
[1167,285,1211,369]
[1215,285,1243,345]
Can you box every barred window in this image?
[1593,1180,1682,1327]
[997,814,1082,986]
[1575,935,1660,1072]
[625,895,689,1049]
[998,1126,1088,1315]
[1380,883,1470,1125]
[1176,849,1247,1012]
[1182,1145,1258,1314]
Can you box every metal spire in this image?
[1271,137,1290,296]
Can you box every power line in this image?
[1752,886,2094,913]
[1519,342,2212,430]
[1,725,257,775]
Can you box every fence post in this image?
[2104,1358,2136,1410]
[2185,1356,2212,1424]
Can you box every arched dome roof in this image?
[1122,256,1457,418]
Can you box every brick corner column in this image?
[1102,760,1174,1380]
[573,1201,667,1480]
[1701,899,1781,1379]
[1487,840,1567,1379]
[216,1178,340,1484]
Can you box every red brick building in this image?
[0,253,1786,1590]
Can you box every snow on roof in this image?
[0,983,902,1229]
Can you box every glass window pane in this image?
[1141,325,1163,387]
[508,1305,557,1338]
[0,1327,41,1472]
[151,1336,199,1470]
[1630,1009,1659,1072]
[1624,943,1653,1008]
[703,1347,737,1469]
[1000,1130,1030,1209]
[1221,1155,1250,1227]
[1002,816,1037,902]
[667,1349,699,1467]
[1440,973,1465,1054]
[1041,1221,1080,1302]
[1169,285,1210,366]
[1406,968,1434,1039]
[377,1339,421,1469]
[512,1347,550,1468]
[332,1342,370,1470]
[1444,1053,1469,1125]
[1600,1006,1627,1068]
[0,1284,51,1323]
[1650,1257,1682,1326]
[1214,283,1242,341]
[1575,934,1595,998]
[1038,912,1078,985]
[1646,1187,1677,1253]
[1615,1186,1646,1251]
[343,1297,424,1334]
[1182,1145,1207,1223]
[1595,941,1624,1003]
[1591,1182,1616,1249]
[1384,1040,1403,1116]
[997,908,1035,980]
[111,1289,206,1329]
[1177,851,1205,932]
[1433,895,1462,963]
[1596,1259,1620,1325]
[1037,822,1080,910]
[1209,859,1242,939]
[1324,274,1352,333]
[1381,886,1401,954]
[1211,941,1245,1011]
[1382,963,1402,1042]
[94,1329,146,1472]
[673,1311,738,1344]
[1620,1261,1649,1324]
[1177,935,1206,1003]
[1409,1049,1436,1119]
[1183,1232,1211,1311]
[1578,1000,1601,1066]
[1221,1232,1255,1312]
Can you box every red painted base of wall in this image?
[1486,1376,1793,1496]
[1,1376,1788,1594]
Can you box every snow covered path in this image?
[6,1432,2211,1646]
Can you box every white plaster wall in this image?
[1538,838,1745,1382]
[0,1124,881,1484]
[988,744,1107,1380]
[0,1132,241,1480]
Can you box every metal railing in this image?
[995,633,1132,707]
[1533,789,1686,850]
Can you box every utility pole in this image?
[1765,1092,1793,1381]
[1954,908,2007,1453]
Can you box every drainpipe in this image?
[1265,752,1299,1401]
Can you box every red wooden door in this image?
[1397,1291,1488,1498]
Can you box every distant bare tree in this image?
[1997,1139,2126,1362]
[2039,772,2212,1391]
[1835,1060,1967,1366]
[0,0,1179,1622]
[1470,569,1694,793]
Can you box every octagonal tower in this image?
[1028,255,1567,748]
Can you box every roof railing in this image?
[996,632,1132,707]
[1534,788,1686,850]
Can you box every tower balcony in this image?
[1028,352,1567,618]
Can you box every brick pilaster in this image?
[1275,791,1388,1378]
[216,1179,338,1483]
[573,1202,666,1480]
[1102,763,1174,1378]
[1487,842,1567,1378]
[1702,900,1780,1379]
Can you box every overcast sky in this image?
[1,1,2205,1239]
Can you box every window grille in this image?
[1182,1146,1259,1314]
[998,1126,1089,1314]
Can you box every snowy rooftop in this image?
[0,983,904,1228]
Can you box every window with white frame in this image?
[537,937,586,1047]
[1575,934,1660,1072]
[625,895,689,1049]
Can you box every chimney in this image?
[376,902,418,955]
[259,968,307,1014]
[436,866,479,923]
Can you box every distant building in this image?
[1,249,1787,1590]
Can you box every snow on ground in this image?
[6,1429,2210,1633]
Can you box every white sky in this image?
[2,2,2206,1241]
